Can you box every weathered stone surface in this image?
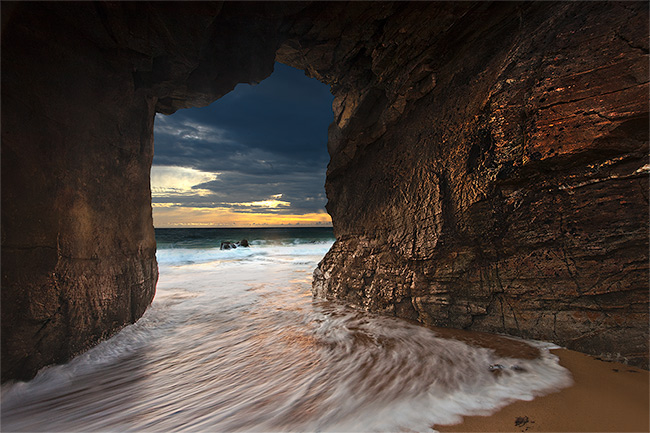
[1,1,303,382]
[1,2,161,382]
[310,2,649,368]
[2,1,647,381]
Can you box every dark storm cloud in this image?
[196,171,327,213]
[152,62,334,215]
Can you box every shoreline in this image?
[437,348,649,432]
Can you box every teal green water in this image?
[155,227,335,249]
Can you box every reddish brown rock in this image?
[311,2,649,368]
[2,1,647,382]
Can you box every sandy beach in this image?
[438,348,649,432]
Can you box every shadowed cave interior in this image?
[1,1,648,383]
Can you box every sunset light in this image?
[152,205,332,227]
[153,205,332,227]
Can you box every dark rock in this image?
[515,416,530,427]
[489,363,527,374]
[220,241,237,250]
[220,240,248,250]
[1,1,647,382]
[311,1,649,369]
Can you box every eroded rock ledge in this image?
[2,1,647,381]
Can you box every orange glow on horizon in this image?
[152,206,332,228]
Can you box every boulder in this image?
[220,241,237,250]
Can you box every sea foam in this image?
[2,235,572,432]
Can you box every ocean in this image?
[1,227,571,432]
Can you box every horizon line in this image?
[154,225,334,229]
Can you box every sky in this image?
[151,63,334,227]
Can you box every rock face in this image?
[2,2,647,381]
[308,2,649,367]
[1,3,161,382]
[1,1,302,382]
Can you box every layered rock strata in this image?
[309,1,650,368]
[2,1,647,382]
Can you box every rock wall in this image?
[2,1,647,382]
[1,3,160,382]
[1,0,306,382]
[307,2,650,367]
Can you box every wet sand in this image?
[427,326,542,360]
[438,348,649,432]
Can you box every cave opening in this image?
[150,60,338,318]
[2,1,647,396]
[149,60,338,324]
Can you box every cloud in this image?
[150,165,218,197]
[154,114,233,145]
[231,194,291,209]
[151,62,334,227]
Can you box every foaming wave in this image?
[2,241,572,432]
[155,241,333,266]
[290,304,571,431]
